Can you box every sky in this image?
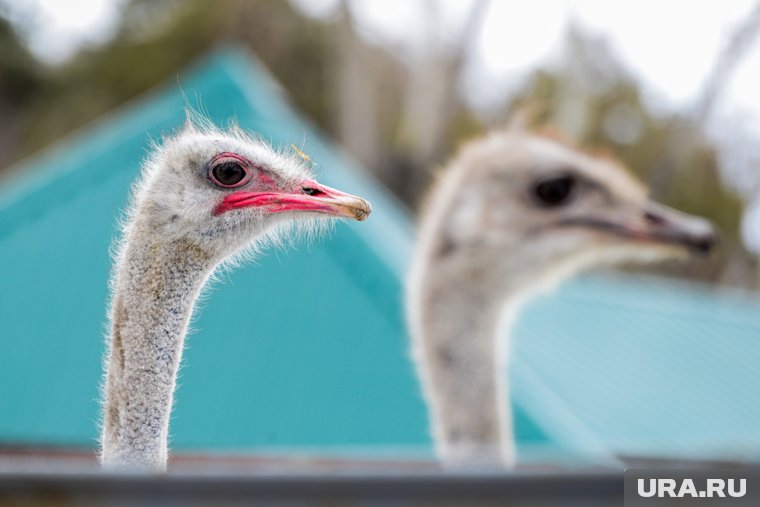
[4,0,760,250]
[1,0,126,62]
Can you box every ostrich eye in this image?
[210,161,248,187]
[532,175,576,207]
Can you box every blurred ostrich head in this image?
[408,126,718,469]
[419,129,717,295]
[126,117,371,260]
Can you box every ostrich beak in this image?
[631,201,718,254]
[214,181,372,221]
[561,201,718,255]
[281,181,372,221]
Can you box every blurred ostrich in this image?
[100,118,371,472]
[407,127,716,468]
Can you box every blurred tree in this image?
[331,0,489,204]
[333,1,402,182]
[696,1,760,123]
[394,0,490,202]
[0,11,44,168]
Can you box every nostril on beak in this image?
[302,187,324,197]
[644,210,666,225]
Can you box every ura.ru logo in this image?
[638,478,746,498]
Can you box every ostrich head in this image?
[408,128,717,470]
[421,129,716,296]
[128,120,371,259]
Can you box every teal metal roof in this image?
[512,275,760,463]
[1,48,759,465]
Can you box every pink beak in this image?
[214,180,372,221]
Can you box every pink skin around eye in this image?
[209,152,273,188]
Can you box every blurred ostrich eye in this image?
[210,161,249,187]
[532,175,576,207]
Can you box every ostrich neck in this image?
[101,229,216,471]
[411,255,528,468]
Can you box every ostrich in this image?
[407,127,716,469]
[100,118,371,472]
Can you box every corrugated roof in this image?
[512,274,760,462]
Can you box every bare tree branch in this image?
[695,1,760,122]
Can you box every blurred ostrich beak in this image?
[632,201,718,254]
[215,180,372,220]
[562,201,718,255]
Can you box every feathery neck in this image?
[408,229,525,467]
[412,255,527,347]
[102,223,218,470]
[112,225,219,327]
[116,228,216,288]
[411,214,541,337]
